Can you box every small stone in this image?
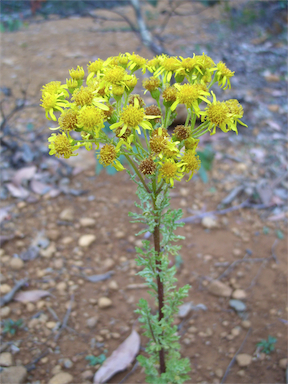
[241,320,251,329]
[264,73,280,82]
[188,326,198,334]
[108,280,118,290]
[0,306,11,318]
[0,366,27,384]
[81,370,94,380]
[178,302,193,318]
[40,243,56,258]
[78,234,96,247]
[62,359,73,369]
[46,321,57,329]
[88,298,97,305]
[41,357,49,364]
[236,354,252,367]
[59,208,74,221]
[269,308,277,315]
[237,370,245,377]
[54,259,64,269]
[207,280,232,297]
[115,231,125,239]
[79,217,96,227]
[201,216,218,229]
[231,327,241,337]
[233,249,242,257]
[232,289,247,300]
[86,316,98,328]
[111,332,120,339]
[10,258,24,270]
[26,302,35,312]
[215,368,223,378]
[48,372,73,384]
[0,284,11,294]
[279,358,288,369]
[56,282,67,291]
[47,230,60,241]
[102,259,115,270]
[61,237,73,245]
[229,299,246,312]
[98,297,112,309]
[51,365,62,375]
[0,352,13,367]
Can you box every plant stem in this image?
[152,179,166,374]
[124,154,151,194]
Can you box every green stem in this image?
[184,108,191,127]
[193,128,210,138]
[124,154,151,194]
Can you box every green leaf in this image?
[276,230,284,239]
[198,166,208,183]
[145,0,158,7]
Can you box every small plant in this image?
[257,336,277,354]
[41,52,246,383]
[3,318,23,335]
[85,353,107,366]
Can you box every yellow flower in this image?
[146,57,161,73]
[66,78,78,93]
[77,106,105,134]
[139,156,156,176]
[225,99,247,131]
[124,75,138,91]
[103,66,126,85]
[215,61,234,90]
[40,92,68,121]
[158,159,183,186]
[162,86,177,105]
[87,59,104,81]
[171,84,210,115]
[154,55,181,83]
[110,98,157,135]
[127,53,147,72]
[69,66,85,80]
[184,137,199,151]
[98,143,124,171]
[48,133,78,158]
[182,150,201,181]
[72,86,109,111]
[143,77,161,92]
[173,125,190,141]
[59,109,78,132]
[41,81,68,98]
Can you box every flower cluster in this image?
[41,52,246,186]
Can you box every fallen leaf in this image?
[86,271,114,283]
[6,183,29,199]
[30,179,51,195]
[267,212,286,221]
[93,330,140,384]
[12,166,37,186]
[0,207,12,224]
[265,119,281,131]
[14,290,50,303]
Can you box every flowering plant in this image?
[41,52,246,383]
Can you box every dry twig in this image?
[54,294,74,342]
[0,278,28,307]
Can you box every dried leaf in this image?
[30,179,51,195]
[0,207,12,224]
[14,289,50,303]
[86,271,114,283]
[12,166,37,186]
[6,183,29,199]
[267,212,286,221]
[93,330,140,384]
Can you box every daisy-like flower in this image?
[41,81,69,98]
[199,92,233,134]
[87,59,104,81]
[69,66,85,80]
[98,142,125,171]
[40,92,69,121]
[225,99,247,131]
[146,56,162,74]
[124,75,138,92]
[173,125,190,141]
[66,78,79,93]
[77,105,105,135]
[182,150,201,181]
[139,156,157,176]
[158,159,184,187]
[214,61,234,90]
[72,86,108,111]
[171,83,210,116]
[110,98,158,136]
[184,137,199,151]
[102,66,127,86]
[143,77,161,93]
[154,56,181,83]
[48,132,78,158]
[127,52,147,73]
[58,109,78,132]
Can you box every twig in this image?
[25,348,49,372]
[0,278,28,307]
[221,328,251,384]
[118,361,139,384]
[54,294,74,342]
[46,305,59,321]
[271,239,279,263]
[247,260,267,290]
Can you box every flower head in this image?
[154,55,181,83]
[103,66,126,85]
[139,157,156,175]
[87,59,104,81]
[184,137,199,151]
[128,53,147,72]
[162,86,177,104]
[171,84,210,115]
[143,77,161,92]
[40,92,68,121]
[98,143,124,171]
[77,106,105,133]
[173,125,190,141]
[48,132,77,158]
[182,150,201,180]
[69,66,85,80]
[72,87,94,106]
[59,109,78,132]
[215,61,234,90]
[158,160,183,186]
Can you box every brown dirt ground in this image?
[0,1,287,383]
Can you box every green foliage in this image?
[257,336,277,354]
[0,17,24,32]
[145,0,158,8]
[197,146,215,183]
[262,226,270,235]
[276,230,284,240]
[174,254,183,269]
[85,353,107,366]
[3,318,23,335]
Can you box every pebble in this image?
[79,217,96,227]
[47,230,60,241]
[40,243,56,258]
[115,231,125,239]
[241,320,251,329]
[26,303,35,312]
[232,289,247,300]
[108,280,118,290]
[233,249,242,257]
[81,370,94,380]
[98,297,112,309]
[46,321,57,329]
[231,327,241,337]
[54,259,64,269]
[237,370,245,377]
[207,280,232,297]
[86,316,98,328]
[236,354,252,367]
[0,352,13,367]
[188,326,198,334]
[61,237,73,245]
[10,258,24,270]
[178,302,193,318]
[279,358,288,369]
[102,259,115,270]
[0,366,27,384]
[215,368,223,378]
[0,306,11,318]
[229,299,246,312]
[56,282,67,291]
[62,359,73,369]
[48,372,73,384]
[51,365,62,375]
[59,208,74,221]
[0,284,11,294]
[111,332,120,339]
[78,234,96,247]
[201,216,218,229]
